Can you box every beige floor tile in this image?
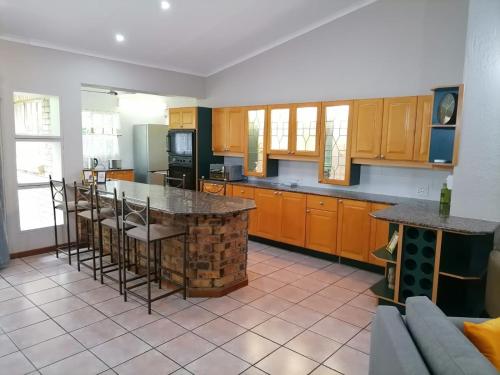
[285,263,319,276]
[91,333,151,368]
[39,296,88,317]
[249,294,294,315]
[246,271,262,282]
[261,256,295,269]
[49,270,90,285]
[330,305,374,328]
[5,270,46,286]
[72,318,127,348]
[310,365,342,375]
[114,349,179,375]
[157,332,215,366]
[193,317,246,346]
[247,263,280,276]
[350,270,384,284]
[267,269,302,283]
[151,296,192,316]
[133,318,186,347]
[54,306,106,331]
[8,319,65,349]
[347,329,371,354]
[310,317,361,344]
[317,285,359,303]
[63,278,102,294]
[347,294,378,313]
[0,351,36,375]
[241,366,267,375]
[323,346,369,375]
[324,263,357,277]
[291,276,330,293]
[186,348,250,375]
[0,334,19,357]
[277,304,325,328]
[334,277,372,293]
[77,286,119,305]
[197,296,243,315]
[223,305,272,329]
[0,306,48,332]
[228,286,266,304]
[39,350,108,375]
[0,287,23,302]
[256,347,318,375]
[285,330,342,362]
[23,334,85,369]
[0,296,34,317]
[168,305,216,330]
[272,285,311,303]
[222,331,279,364]
[16,278,58,295]
[252,317,303,345]
[0,263,35,277]
[26,286,72,305]
[111,306,161,330]
[307,270,343,284]
[249,276,285,293]
[94,296,141,317]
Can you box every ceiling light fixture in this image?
[161,1,170,10]
[115,33,125,43]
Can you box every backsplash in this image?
[224,158,450,201]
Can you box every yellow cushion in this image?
[464,318,500,370]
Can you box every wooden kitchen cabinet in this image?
[369,203,391,266]
[413,95,433,161]
[106,170,134,181]
[337,199,371,262]
[232,185,257,235]
[305,194,338,254]
[212,107,244,155]
[381,97,417,160]
[280,192,306,247]
[169,107,197,129]
[254,188,281,239]
[351,99,384,159]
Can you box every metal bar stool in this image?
[163,173,186,189]
[199,176,227,195]
[121,193,188,314]
[74,183,113,279]
[96,187,136,294]
[49,176,82,264]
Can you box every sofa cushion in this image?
[464,318,500,370]
[406,296,497,375]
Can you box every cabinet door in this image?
[413,95,433,161]
[381,97,417,161]
[227,108,245,153]
[319,101,355,185]
[232,186,257,234]
[351,99,384,158]
[268,105,291,155]
[212,108,226,153]
[254,188,281,240]
[337,199,371,261]
[369,203,391,266]
[294,103,321,156]
[180,108,197,129]
[244,107,268,176]
[306,209,337,254]
[169,109,182,129]
[279,192,306,246]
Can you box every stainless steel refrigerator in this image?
[133,124,168,183]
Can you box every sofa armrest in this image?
[369,306,430,375]
[448,317,489,333]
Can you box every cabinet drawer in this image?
[307,195,338,211]
[232,185,255,199]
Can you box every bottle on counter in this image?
[439,182,452,217]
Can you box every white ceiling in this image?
[0,0,375,76]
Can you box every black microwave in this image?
[167,130,195,157]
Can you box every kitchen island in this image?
[96,180,256,297]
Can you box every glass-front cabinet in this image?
[245,107,267,176]
[319,100,360,186]
[268,103,321,157]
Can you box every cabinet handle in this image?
[319,201,324,205]
[381,154,385,159]
[274,191,279,195]
[240,190,244,193]
[339,200,343,203]
[306,209,311,213]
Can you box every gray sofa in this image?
[369,296,497,375]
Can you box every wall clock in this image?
[438,93,457,125]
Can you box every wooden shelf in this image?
[431,125,456,128]
[370,279,395,302]
[372,247,397,264]
[352,158,454,170]
[439,262,485,280]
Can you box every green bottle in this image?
[439,183,452,217]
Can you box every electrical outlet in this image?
[416,185,429,197]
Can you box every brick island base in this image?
[97,210,249,297]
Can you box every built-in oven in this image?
[167,130,196,190]
[167,130,195,157]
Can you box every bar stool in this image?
[199,176,227,195]
[121,193,188,314]
[95,187,136,294]
[49,176,83,264]
[163,173,186,189]
[74,183,113,279]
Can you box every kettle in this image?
[87,157,98,169]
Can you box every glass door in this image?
[267,105,291,155]
[245,107,267,176]
[294,103,321,156]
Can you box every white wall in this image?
[0,39,204,253]
[451,0,500,222]
[203,0,467,200]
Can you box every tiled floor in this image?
[0,241,382,375]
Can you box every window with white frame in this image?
[81,110,120,166]
[14,92,63,231]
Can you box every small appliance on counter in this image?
[107,159,122,169]
[209,164,244,181]
[86,157,98,169]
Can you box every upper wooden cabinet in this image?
[268,103,321,158]
[169,107,197,129]
[351,99,384,159]
[319,100,360,186]
[337,199,371,262]
[381,96,417,160]
[212,107,244,155]
[413,95,433,162]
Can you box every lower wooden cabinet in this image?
[106,170,134,181]
[280,192,306,247]
[305,208,337,254]
[254,188,281,239]
[369,203,391,266]
[337,199,371,262]
[232,186,257,235]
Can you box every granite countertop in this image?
[95,180,255,215]
[83,168,134,171]
[231,180,500,235]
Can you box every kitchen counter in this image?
[83,168,134,171]
[230,180,499,235]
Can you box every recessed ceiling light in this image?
[161,1,170,10]
[115,33,125,43]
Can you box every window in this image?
[14,92,63,231]
[82,110,120,166]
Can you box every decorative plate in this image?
[438,93,457,125]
